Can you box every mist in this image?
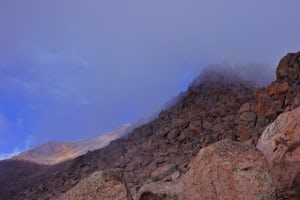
[0,0,299,155]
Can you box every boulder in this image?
[137,140,274,200]
[257,107,300,194]
[182,140,274,200]
[56,168,132,200]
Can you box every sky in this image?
[0,0,300,159]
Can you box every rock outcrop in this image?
[236,51,300,145]
[257,106,300,198]
[236,80,293,144]
[182,140,274,200]
[276,51,300,81]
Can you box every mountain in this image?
[11,124,131,165]
[11,112,157,166]
[1,51,300,199]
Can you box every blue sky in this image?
[0,0,300,159]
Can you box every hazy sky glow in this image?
[0,0,300,158]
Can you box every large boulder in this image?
[182,140,274,200]
[137,140,275,200]
[257,107,300,196]
[56,168,132,200]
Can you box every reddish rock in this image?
[182,140,275,200]
[244,56,300,145]
[276,51,300,81]
[269,81,289,96]
[237,110,257,142]
[257,107,300,195]
[255,81,291,119]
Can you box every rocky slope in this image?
[1,51,300,200]
[3,66,257,200]
[137,140,274,200]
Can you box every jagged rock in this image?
[276,51,300,81]
[257,107,300,196]
[182,140,275,200]
[255,81,290,119]
[243,58,300,145]
[56,168,132,200]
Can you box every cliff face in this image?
[1,51,300,200]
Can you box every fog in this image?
[0,0,299,155]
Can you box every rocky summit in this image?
[1,51,300,199]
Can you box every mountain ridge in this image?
[11,124,131,165]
